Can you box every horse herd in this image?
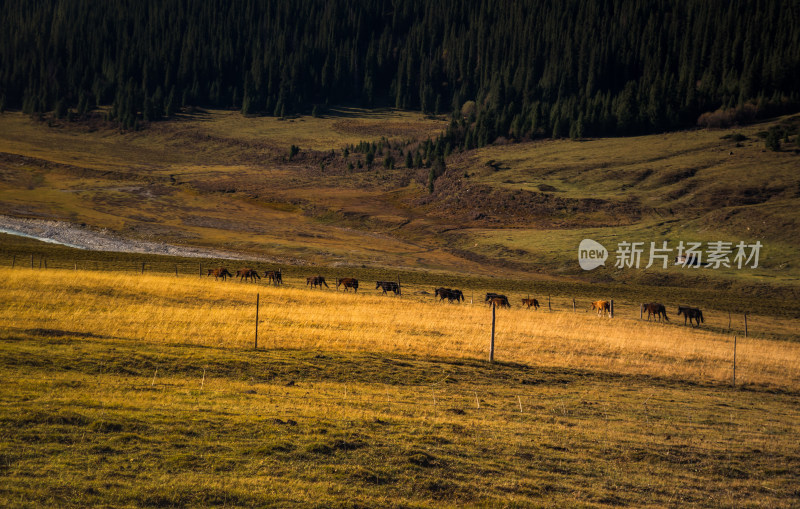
[592,300,704,327]
[206,267,706,328]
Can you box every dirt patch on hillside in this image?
[415,173,642,228]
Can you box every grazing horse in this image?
[447,289,465,302]
[237,268,261,282]
[521,297,540,310]
[487,296,511,308]
[207,267,233,281]
[591,300,611,317]
[376,281,400,295]
[642,303,669,322]
[677,306,704,327]
[336,278,359,292]
[485,293,508,305]
[264,270,283,285]
[306,276,329,289]
[435,288,464,303]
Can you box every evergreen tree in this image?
[766,127,782,151]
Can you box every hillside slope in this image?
[0,110,798,293]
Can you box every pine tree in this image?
[165,88,176,117]
[413,151,423,168]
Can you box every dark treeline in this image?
[1,0,799,140]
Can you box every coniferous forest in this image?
[1,0,799,142]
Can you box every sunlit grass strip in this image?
[2,268,798,389]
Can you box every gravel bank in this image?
[0,215,254,260]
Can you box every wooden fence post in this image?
[548,295,551,312]
[572,298,576,312]
[30,254,33,268]
[489,302,496,363]
[610,300,615,318]
[640,303,643,320]
[199,262,202,278]
[44,258,47,269]
[74,260,77,270]
[733,335,737,387]
[11,255,15,268]
[141,262,145,274]
[397,275,401,295]
[175,264,178,277]
[744,313,748,338]
[728,311,731,331]
[255,293,259,350]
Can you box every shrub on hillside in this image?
[697,103,758,128]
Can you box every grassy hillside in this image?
[438,117,800,283]
[1,269,798,507]
[0,110,798,298]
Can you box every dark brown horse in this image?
[677,306,704,327]
[521,297,540,310]
[376,281,400,295]
[306,276,329,289]
[264,270,283,285]
[236,268,261,282]
[642,303,669,322]
[336,278,359,292]
[435,288,464,303]
[207,267,233,281]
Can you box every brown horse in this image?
[487,296,511,308]
[521,297,540,310]
[264,270,283,285]
[236,268,261,282]
[642,303,669,322]
[677,306,704,327]
[306,276,329,289]
[207,267,233,281]
[591,300,610,317]
[376,281,400,295]
[485,293,508,305]
[336,278,359,292]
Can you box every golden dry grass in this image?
[3,268,800,507]
[3,268,798,391]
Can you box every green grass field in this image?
[3,338,799,508]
